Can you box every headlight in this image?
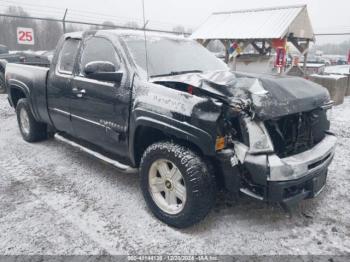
[326,107,333,122]
[321,101,334,122]
[243,118,274,154]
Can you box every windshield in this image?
[121,35,228,77]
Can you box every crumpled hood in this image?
[151,70,330,120]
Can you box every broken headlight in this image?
[242,118,274,154]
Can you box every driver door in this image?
[70,36,129,155]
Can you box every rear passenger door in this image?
[70,36,130,155]
[47,38,80,135]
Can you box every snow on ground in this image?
[0,94,349,255]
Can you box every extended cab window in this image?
[80,37,119,76]
[58,39,80,74]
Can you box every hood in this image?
[151,70,330,120]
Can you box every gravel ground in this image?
[0,94,349,255]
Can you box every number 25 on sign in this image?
[17,27,35,45]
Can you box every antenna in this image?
[142,0,150,81]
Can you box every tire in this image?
[16,98,48,142]
[0,71,5,94]
[140,141,216,228]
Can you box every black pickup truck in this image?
[4,30,337,228]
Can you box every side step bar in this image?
[55,134,138,174]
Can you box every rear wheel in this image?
[16,98,48,142]
[140,141,216,228]
[0,72,5,94]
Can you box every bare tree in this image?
[172,25,185,34]
[102,21,115,29]
[313,39,350,55]
[36,20,63,50]
[0,6,37,51]
[124,21,139,29]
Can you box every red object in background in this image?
[272,38,286,48]
[348,50,350,64]
[275,47,286,67]
[187,85,193,95]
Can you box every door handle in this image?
[72,88,86,97]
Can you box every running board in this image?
[55,134,138,174]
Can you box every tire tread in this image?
[140,141,216,228]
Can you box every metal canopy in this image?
[191,5,314,41]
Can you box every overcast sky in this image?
[2,0,350,44]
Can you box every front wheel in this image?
[16,98,48,142]
[140,141,216,228]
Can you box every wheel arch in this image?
[8,83,29,108]
[130,115,216,167]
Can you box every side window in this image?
[80,37,120,76]
[58,39,80,74]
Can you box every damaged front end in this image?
[219,105,336,206]
[152,70,337,207]
[218,81,336,207]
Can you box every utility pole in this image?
[302,40,310,77]
[62,9,68,34]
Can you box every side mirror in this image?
[84,61,123,83]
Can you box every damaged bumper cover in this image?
[217,133,337,205]
[266,133,336,206]
[268,134,336,182]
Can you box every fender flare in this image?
[7,78,31,100]
[6,79,39,120]
[129,109,217,165]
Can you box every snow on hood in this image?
[151,70,331,120]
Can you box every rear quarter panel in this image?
[6,63,51,124]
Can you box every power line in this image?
[1,1,346,36]
[0,0,65,11]
[0,0,192,30]
[0,12,190,35]
[0,4,64,17]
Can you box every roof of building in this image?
[191,5,314,40]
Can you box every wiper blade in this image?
[150,70,203,78]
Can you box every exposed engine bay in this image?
[152,70,332,158]
[265,108,330,157]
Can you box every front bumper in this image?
[268,134,337,182]
[268,167,328,207]
[217,134,337,205]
